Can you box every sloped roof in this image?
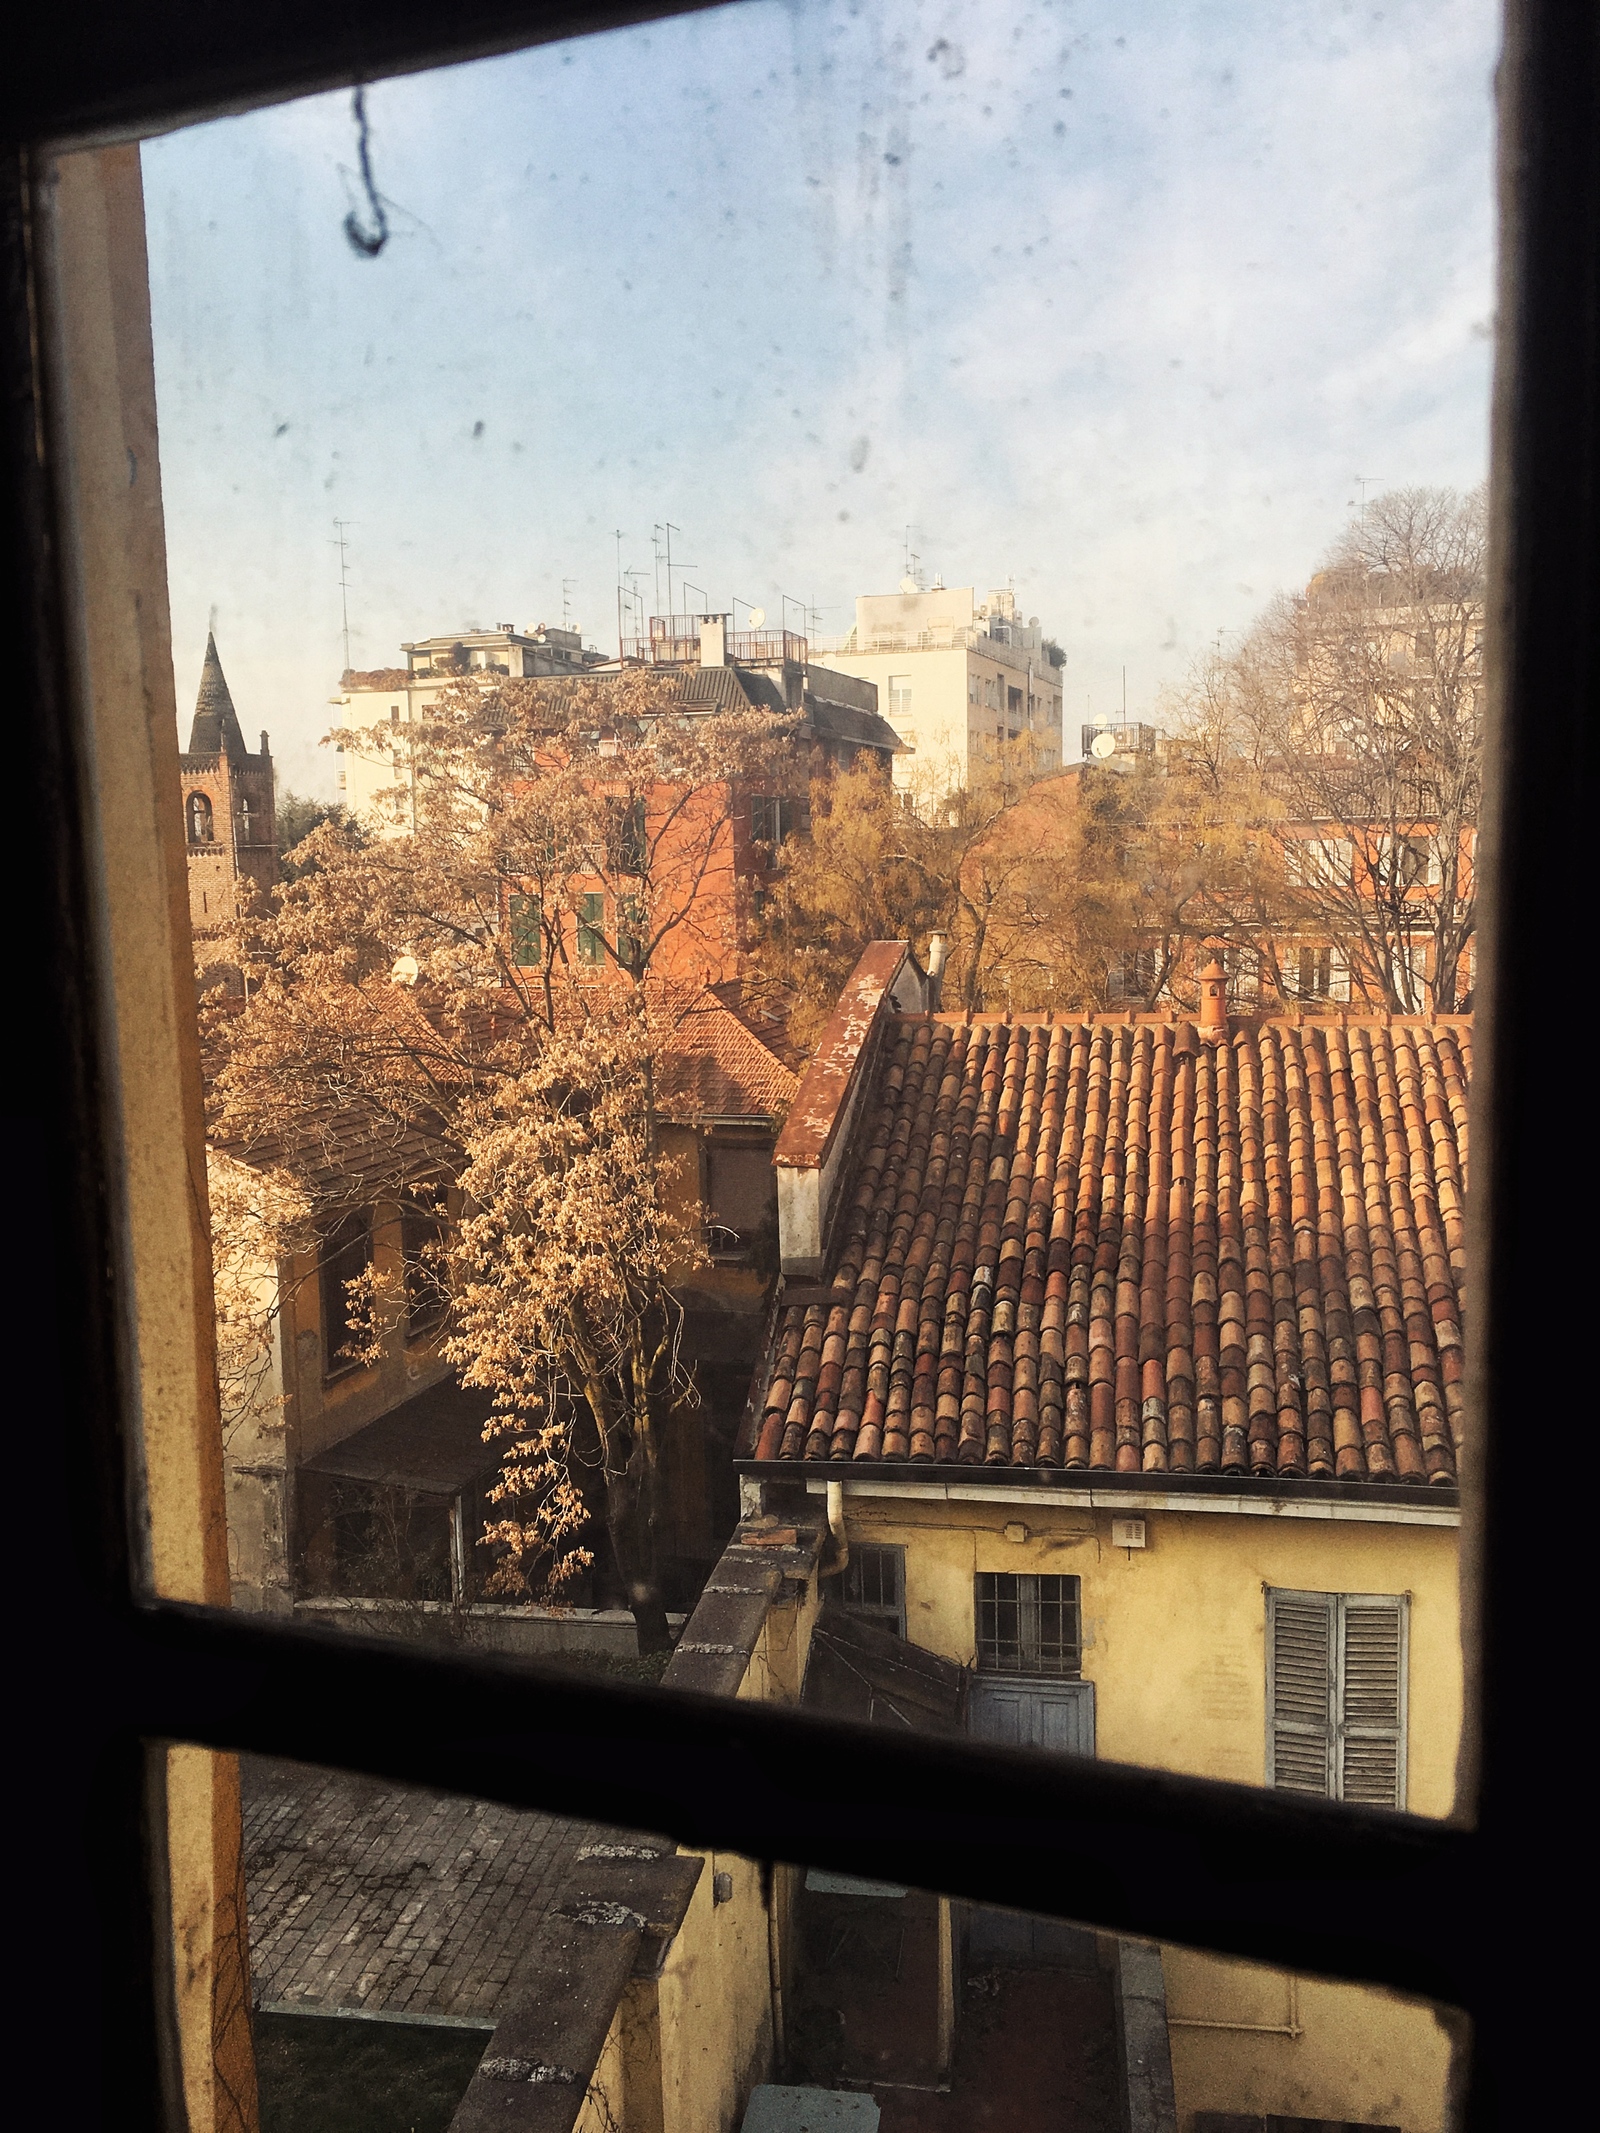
[656,991,799,1123]
[186,632,252,761]
[753,1011,1469,1487]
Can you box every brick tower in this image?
[178,632,277,946]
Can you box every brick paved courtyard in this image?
[241,1754,630,2025]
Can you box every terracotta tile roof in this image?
[656,991,799,1123]
[754,1013,1470,1486]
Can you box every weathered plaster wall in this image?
[1162,1951,1454,2133]
[836,1497,1461,1811]
[657,1852,774,2133]
[832,1493,1461,2133]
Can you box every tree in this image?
[752,756,951,1048]
[1231,485,1485,1011]
[205,1148,312,1447]
[756,746,1152,1024]
[274,790,362,880]
[210,672,789,1651]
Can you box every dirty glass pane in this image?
[63,0,1491,1830]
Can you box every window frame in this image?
[974,1569,1083,1679]
[7,5,1596,2128]
[840,1542,907,1638]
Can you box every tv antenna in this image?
[614,529,627,658]
[332,519,356,672]
[1352,476,1385,522]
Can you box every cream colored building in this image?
[333,621,605,828]
[820,582,1065,795]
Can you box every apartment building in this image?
[821,582,1066,795]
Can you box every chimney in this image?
[699,615,727,668]
[1198,946,1228,1040]
[926,933,947,1011]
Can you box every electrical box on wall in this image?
[1111,1517,1147,1550]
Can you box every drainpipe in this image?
[823,1479,849,1576]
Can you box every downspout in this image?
[823,1479,849,1576]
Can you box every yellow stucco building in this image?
[724,941,1470,2131]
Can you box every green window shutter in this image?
[507,891,541,966]
[1336,1594,1408,1809]
[1267,1589,1336,1797]
[577,891,606,965]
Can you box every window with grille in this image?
[1267,1589,1408,1808]
[887,675,912,721]
[975,1573,1082,1677]
[842,1544,906,1638]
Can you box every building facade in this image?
[820,582,1066,796]
[688,940,1469,2133]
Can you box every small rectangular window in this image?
[318,1209,372,1381]
[577,890,606,964]
[1267,1588,1408,1808]
[401,1205,447,1340]
[752,794,793,846]
[605,796,647,874]
[975,1572,1081,1677]
[842,1544,906,1638]
[616,894,643,974]
[887,674,912,720]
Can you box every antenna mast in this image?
[332,519,355,673]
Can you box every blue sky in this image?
[142,0,1500,797]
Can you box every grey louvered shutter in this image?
[1336,1595,1408,1808]
[1267,1590,1335,1796]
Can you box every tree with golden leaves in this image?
[209,671,789,1651]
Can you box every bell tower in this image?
[177,631,278,948]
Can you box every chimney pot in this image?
[1198,946,1228,1040]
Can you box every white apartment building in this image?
[333,622,606,824]
[820,583,1065,796]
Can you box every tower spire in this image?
[188,631,249,761]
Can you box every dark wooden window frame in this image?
[7,5,1594,2127]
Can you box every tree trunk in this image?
[603,1459,672,1657]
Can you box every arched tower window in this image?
[187,792,214,844]
[239,794,255,843]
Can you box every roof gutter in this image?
[798,1473,1460,1530]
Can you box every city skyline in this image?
[142,0,1498,797]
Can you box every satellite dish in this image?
[747,606,766,629]
[389,953,420,986]
[899,575,919,596]
[1091,730,1118,760]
